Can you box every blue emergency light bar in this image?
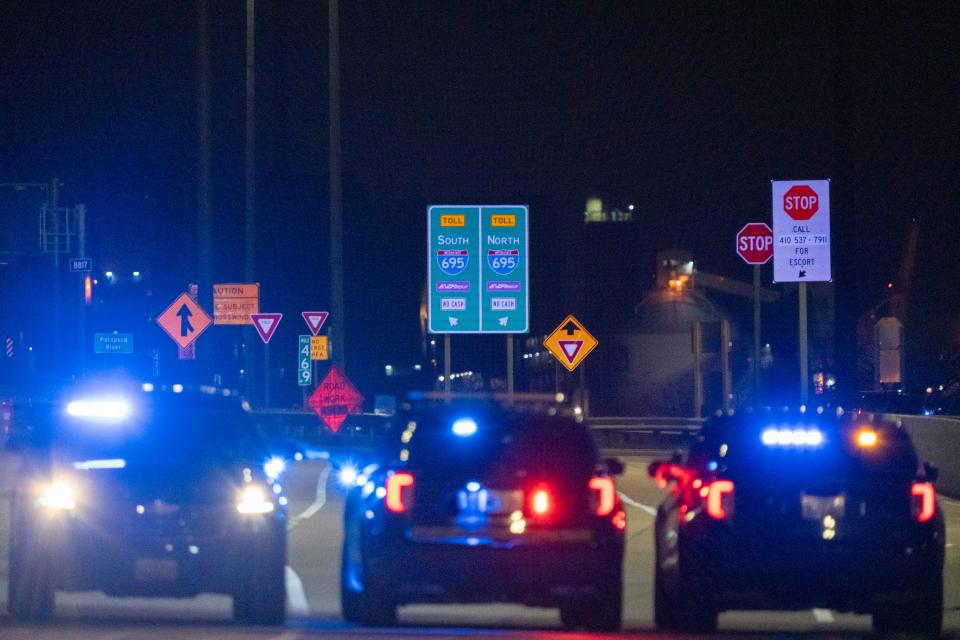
[761,426,825,447]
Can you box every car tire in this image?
[340,509,397,626]
[8,496,55,621]
[559,566,623,632]
[676,550,718,633]
[654,563,680,630]
[872,571,943,638]
[233,531,286,625]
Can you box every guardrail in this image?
[587,416,704,453]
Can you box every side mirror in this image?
[605,458,624,476]
[923,461,939,483]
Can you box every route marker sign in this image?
[298,336,312,387]
[772,180,831,282]
[544,315,598,372]
[302,311,329,336]
[250,313,282,344]
[213,283,260,325]
[156,293,212,349]
[308,366,364,432]
[736,222,773,265]
[427,205,529,333]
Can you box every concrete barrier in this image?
[886,414,960,499]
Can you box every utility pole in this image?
[329,0,345,369]
[50,178,61,378]
[197,0,212,317]
[244,0,258,401]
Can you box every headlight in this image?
[39,482,76,510]
[338,463,359,487]
[237,485,275,514]
[264,456,286,480]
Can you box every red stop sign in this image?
[736,222,773,264]
[783,184,819,220]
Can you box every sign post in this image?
[772,180,831,404]
[736,222,773,404]
[251,313,282,408]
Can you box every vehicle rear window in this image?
[691,416,919,487]
[398,409,598,476]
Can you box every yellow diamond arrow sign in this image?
[544,314,598,372]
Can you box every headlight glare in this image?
[39,482,77,510]
[237,485,275,514]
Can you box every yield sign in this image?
[543,314,598,372]
[308,366,364,432]
[250,313,283,344]
[156,293,212,349]
[302,311,329,336]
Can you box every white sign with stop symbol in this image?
[772,179,831,282]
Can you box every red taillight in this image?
[912,482,935,523]
[705,480,734,520]
[589,476,616,516]
[385,472,414,513]
[528,486,552,517]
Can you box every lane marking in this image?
[812,608,834,623]
[285,566,310,616]
[288,465,330,531]
[618,491,657,516]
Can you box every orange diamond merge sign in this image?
[544,314,598,372]
[156,293,213,349]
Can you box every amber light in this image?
[84,276,93,305]
[912,482,935,523]
[856,429,878,448]
[612,510,627,531]
[385,472,414,513]
[589,477,616,516]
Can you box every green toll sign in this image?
[427,205,528,334]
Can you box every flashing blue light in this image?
[466,481,481,492]
[707,460,718,471]
[452,418,478,437]
[72,458,126,470]
[264,456,286,480]
[338,463,359,487]
[761,427,825,447]
[66,399,132,421]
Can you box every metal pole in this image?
[50,178,60,378]
[692,321,703,417]
[77,205,86,373]
[506,335,514,404]
[578,364,589,418]
[753,264,761,405]
[799,282,809,405]
[721,319,732,412]
[244,0,257,398]
[328,0,345,368]
[197,0,212,314]
[263,342,270,408]
[443,334,451,396]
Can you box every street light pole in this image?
[244,0,258,401]
[329,0,345,369]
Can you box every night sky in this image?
[1,2,958,398]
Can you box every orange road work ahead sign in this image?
[157,293,213,349]
[213,283,260,325]
[544,314,598,372]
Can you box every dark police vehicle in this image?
[650,409,943,635]
[340,401,626,630]
[6,383,287,624]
